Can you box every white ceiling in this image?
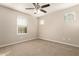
[0,3,78,17]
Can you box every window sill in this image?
[17,33,27,35]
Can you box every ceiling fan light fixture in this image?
[34,9,40,14]
[34,12,37,14]
[34,9,37,14]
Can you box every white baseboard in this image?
[39,36,79,48]
[0,38,37,48]
[1,36,79,48]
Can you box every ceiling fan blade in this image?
[40,9,47,13]
[25,8,35,10]
[41,4,50,8]
[32,3,37,8]
[33,3,36,6]
[37,3,39,5]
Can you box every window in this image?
[17,16,27,35]
[64,12,76,24]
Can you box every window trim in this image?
[17,16,28,35]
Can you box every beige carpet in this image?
[0,39,79,56]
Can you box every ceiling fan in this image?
[25,3,50,14]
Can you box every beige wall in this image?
[0,6,38,46]
[39,5,79,47]
[1,4,79,47]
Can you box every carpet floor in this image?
[0,39,79,56]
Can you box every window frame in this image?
[17,16,28,35]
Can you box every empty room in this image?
[0,3,79,56]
